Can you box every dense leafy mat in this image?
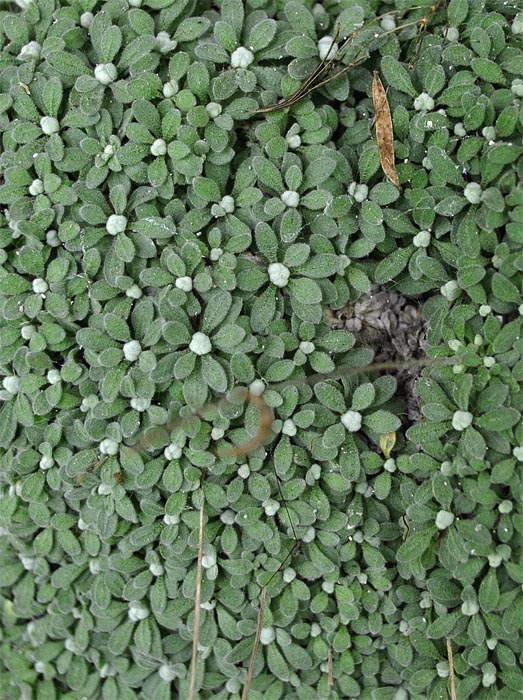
[1,0,522,698]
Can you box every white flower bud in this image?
[123,340,142,361]
[283,567,296,583]
[341,410,362,432]
[3,376,20,394]
[100,438,119,455]
[464,182,482,204]
[231,46,254,69]
[21,325,35,340]
[384,458,396,472]
[32,278,48,294]
[281,190,300,207]
[46,229,60,246]
[446,27,460,42]
[286,134,301,149]
[263,499,280,517]
[238,464,250,479]
[436,510,455,529]
[413,230,431,247]
[47,369,61,384]
[29,178,44,196]
[454,122,467,137]
[479,304,491,316]
[440,280,461,300]
[260,627,275,645]
[348,182,368,202]
[482,126,496,140]
[163,80,179,97]
[448,339,462,352]
[219,195,235,213]
[39,455,54,470]
[201,550,216,568]
[128,0,143,6]
[189,331,212,355]
[175,276,192,292]
[511,78,523,97]
[436,661,450,678]
[163,513,180,525]
[106,214,127,235]
[150,562,164,576]
[18,41,41,60]
[452,410,473,431]
[511,13,523,34]
[282,419,297,436]
[414,92,435,111]
[512,446,523,462]
[80,11,94,28]
[461,600,479,616]
[159,664,177,682]
[126,284,143,299]
[211,427,225,440]
[151,138,167,157]
[483,356,495,368]
[94,63,118,85]
[268,262,290,288]
[164,444,182,460]
[128,602,149,621]
[131,397,150,412]
[299,341,315,354]
[318,36,338,61]
[156,32,177,54]
[40,117,59,135]
[206,102,222,118]
[249,379,265,396]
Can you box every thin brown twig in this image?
[251,8,438,114]
[327,647,334,686]
[188,502,205,700]
[218,390,275,458]
[241,586,267,700]
[446,637,457,700]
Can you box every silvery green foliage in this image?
[0,0,522,699]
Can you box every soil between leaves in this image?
[324,285,429,422]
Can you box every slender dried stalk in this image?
[218,390,275,458]
[241,586,267,700]
[251,5,440,114]
[327,647,334,686]
[446,637,457,700]
[188,503,205,700]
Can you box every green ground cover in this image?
[0,0,522,698]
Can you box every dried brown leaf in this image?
[372,70,401,190]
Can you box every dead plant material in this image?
[250,4,443,115]
[241,586,267,700]
[218,389,275,458]
[327,647,334,686]
[188,502,205,700]
[446,637,457,700]
[75,455,109,485]
[372,71,401,190]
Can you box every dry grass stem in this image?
[188,502,205,700]
[327,647,334,686]
[251,5,441,114]
[241,586,268,700]
[218,390,275,458]
[446,637,457,700]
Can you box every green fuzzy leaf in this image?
[381,56,417,97]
